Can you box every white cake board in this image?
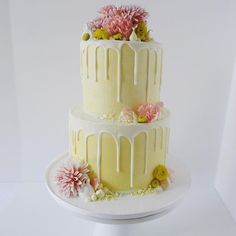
[45,153,191,236]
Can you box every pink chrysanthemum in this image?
[137,102,164,123]
[98,5,116,15]
[104,16,133,39]
[55,160,89,198]
[88,16,104,32]
[89,5,149,39]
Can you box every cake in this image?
[55,5,172,201]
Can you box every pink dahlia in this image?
[89,5,149,39]
[55,160,89,198]
[137,102,164,123]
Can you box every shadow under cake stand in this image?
[45,153,191,236]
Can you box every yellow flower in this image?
[112,33,123,40]
[135,21,149,41]
[81,32,90,41]
[137,115,147,123]
[151,178,160,188]
[93,28,110,40]
[153,165,168,181]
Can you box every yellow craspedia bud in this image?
[153,165,168,181]
[151,179,160,188]
[81,32,90,41]
[93,28,110,40]
[112,33,123,40]
[137,115,147,123]
[135,21,148,41]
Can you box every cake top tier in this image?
[80,5,164,124]
[82,5,153,42]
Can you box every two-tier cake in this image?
[55,5,173,201]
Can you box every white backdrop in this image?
[215,62,236,220]
[0,0,20,181]
[2,0,236,192]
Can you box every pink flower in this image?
[88,16,104,32]
[88,5,149,39]
[55,160,89,198]
[168,168,175,183]
[90,177,100,191]
[104,16,133,39]
[98,5,116,15]
[137,102,164,123]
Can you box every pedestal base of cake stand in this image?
[45,153,191,236]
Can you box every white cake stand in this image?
[45,153,191,236]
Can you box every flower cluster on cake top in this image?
[82,5,153,42]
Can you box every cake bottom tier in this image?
[69,106,170,191]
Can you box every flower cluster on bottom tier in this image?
[55,159,174,202]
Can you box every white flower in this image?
[90,193,97,201]
[156,186,163,193]
[96,189,105,199]
[79,181,95,199]
[129,29,139,41]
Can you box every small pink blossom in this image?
[119,107,137,123]
[168,168,175,183]
[55,160,89,198]
[90,176,100,191]
[137,102,163,123]
[88,16,104,32]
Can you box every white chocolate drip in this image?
[104,48,108,80]
[146,49,151,102]
[84,47,88,79]
[116,49,121,102]
[134,51,138,85]
[97,132,102,179]
[84,135,89,162]
[154,51,158,85]
[144,131,149,174]
[166,128,170,154]
[80,40,162,103]
[74,130,77,155]
[130,138,134,188]
[154,128,158,152]
[160,127,164,151]
[94,47,97,82]
[80,52,83,77]
[116,137,120,172]
[159,48,163,87]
